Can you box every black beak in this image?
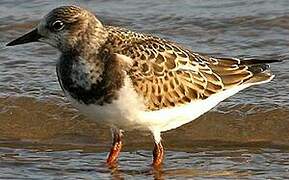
[6,28,42,46]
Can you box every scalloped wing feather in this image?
[106,26,268,111]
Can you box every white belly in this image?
[65,77,148,130]
[65,76,256,134]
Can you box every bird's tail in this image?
[240,59,281,85]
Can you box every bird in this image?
[6,5,279,167]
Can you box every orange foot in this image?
[106,128,123,166]
[153,141,164,168]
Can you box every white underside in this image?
[66,75,274,142]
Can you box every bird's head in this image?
[7,5,108,55]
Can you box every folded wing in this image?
[108,26,274,111]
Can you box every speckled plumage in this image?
[101,26,273,110]
[17,5,274,110]
[6,5,278,167]
[57,51,126,105]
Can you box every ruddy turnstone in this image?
[6,5,278,167]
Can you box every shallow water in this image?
[1,0,289,179]
[1,145,289,179]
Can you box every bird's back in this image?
[104,25,275,111]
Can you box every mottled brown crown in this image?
[45,6,88,24]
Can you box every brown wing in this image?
[107,26,253,110]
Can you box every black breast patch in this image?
[57,53,126,105]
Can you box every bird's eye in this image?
[52,20,64,31]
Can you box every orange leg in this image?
[153,141,164,168]
[106,128,123,166]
